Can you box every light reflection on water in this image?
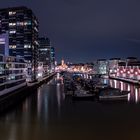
[1,77,140,139]
[101,78,140,103]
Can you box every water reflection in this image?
[104,78,140,103]
[1,76,140,140]
[37,87,43,118]
[0,78,67,140]
[8,124,16,140]
[56,83,61,108]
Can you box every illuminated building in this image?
[50,46,55,72]
[38,37,55,75]
[0,6,39,81]
[108,58,121,77]
[61,59,64,66]
[97,59,108,75]
[0,32,9,56]
[117,57,140,81]
[0,54,26,95]
[60,59,68,70]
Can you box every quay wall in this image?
[0,73,56,113]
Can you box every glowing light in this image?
[0,38,5,44]
[9,45,16,49]
[9,30,16,34]
[9,11,16,15]
[9,22,16,26]
[0,38,5,42]
[37,73,42,77]
[130,69,134,73]
[128,93,130,101]
[17,22,24,26]
[128,85,130,91]
[57,73,60,79]
[120,82,123,91]
[135,88,138,103]
[114,80,117,88]
[135,72,138,75]
[24,44,31,48]
[127,71,130,74]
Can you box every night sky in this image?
[0,0,140,62]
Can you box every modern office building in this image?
[97,59,108,75]
[0,54,26,95]
[0,32,9,56]
[38,37,55,76]
[50,46,55,71]
[108,58,121,77]
[0,6,39,81]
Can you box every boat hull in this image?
[99,94,128,101]
[72,94,95,101]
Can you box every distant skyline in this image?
[0,0,140,62]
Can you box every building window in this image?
[9,23,16,26]
[34,19,38,25]
[24,21,32,26]
[24,44,31,48]
[9,45,16,49]
[0,38,5,44]
[9,30,16,34]
[17,22,24,26]
[9,11,16,16]
[34,27,38,32]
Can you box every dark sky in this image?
[0,0,140,62]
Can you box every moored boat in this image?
[99,88,130,101]
[72,89,95,100]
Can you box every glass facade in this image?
[38,37,55,75]
[0,54,26,92]
[0,6,39,81]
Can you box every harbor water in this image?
[0,77,140,140]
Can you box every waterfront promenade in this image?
[0,73,56,112]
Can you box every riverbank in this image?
[0,73,56,113]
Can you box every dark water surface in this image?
[0,78,140,140]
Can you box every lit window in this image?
[34,27,38,32]
[34,20,38,25]
[9,45,16,49]
[24,21,31,26]
[17,22,24,26]
[24,44,31,48]
[40,48,48,51]
[9,11,16,16]
[0,38,5,44]
[9,30,16,34]
[9,23,16,26]
[34,41,39,45]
